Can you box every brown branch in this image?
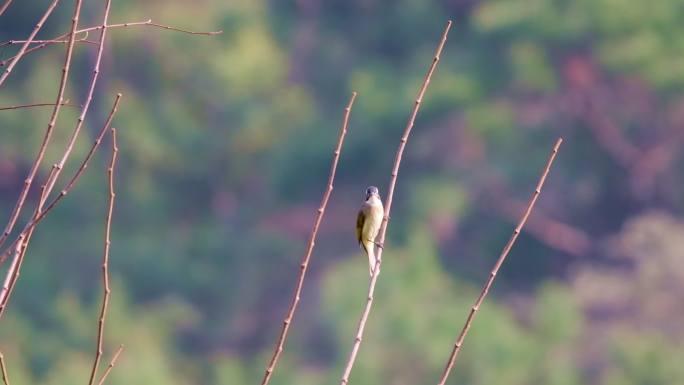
[0,19,222,67]
[96,344,123,385]
[0,0,12,16]
[88,127,118,385]
[0,350,10,385]
[0,94,122,268]
[435,138,563,385]
[0,0,82,250]
[0,99,78,111]
[37,0,112,211]
[339,20,452,385]
[0,0,61,87]
[260,92,357,385]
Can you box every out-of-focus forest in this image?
[1,0,684,384]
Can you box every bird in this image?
[356,186,385,276]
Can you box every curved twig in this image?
[339,20,452,385]
[260,92,357,385]
[435,138,563,385]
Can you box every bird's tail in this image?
[363,240,376,277]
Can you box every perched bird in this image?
[356,186,385,276]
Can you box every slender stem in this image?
[339,20,452,385]
[0,100,78,111]
[0,0,82,250]
[260,92,357,385]
[435,138,563,385]
[0,94,122,268]
[88,127,118,385]
[0,0,61,87]
[96,344,123,385]
[0,350,9,385]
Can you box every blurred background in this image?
[1,0,684,384]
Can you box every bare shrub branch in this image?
[260,92,357,385]
[88,127,118,385]
[0,0,83,250]
[339,20,452,385]
[435,138,563,385]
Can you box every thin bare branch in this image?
[0,19,222,66]
[0,0,82,250]
[0,99,78,111]
[38,0,113,211]
[260,92,357,385]
[0,350,10,385]
[0,0,61,87]
[0,0,13,17]
[339,20,452,385]
[0,94,122,268]
[88,127,118,385]
[96,345,123,385]
[435,138,563,385]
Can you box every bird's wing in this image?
[355,209,365,245]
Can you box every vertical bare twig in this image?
[435,138,563,385]
[260,92,357,385]
[0,350,10,385]
[96,344,123,385]
[87,127,118,385]
[339,20,452,385]
[0,0,61,87]
[0,0,82,250]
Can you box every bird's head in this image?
[365,186,380,200]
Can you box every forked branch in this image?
[260,92,357,385]
[97,344,123,385]
[435,138,563,385]
[339,20,452,385]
